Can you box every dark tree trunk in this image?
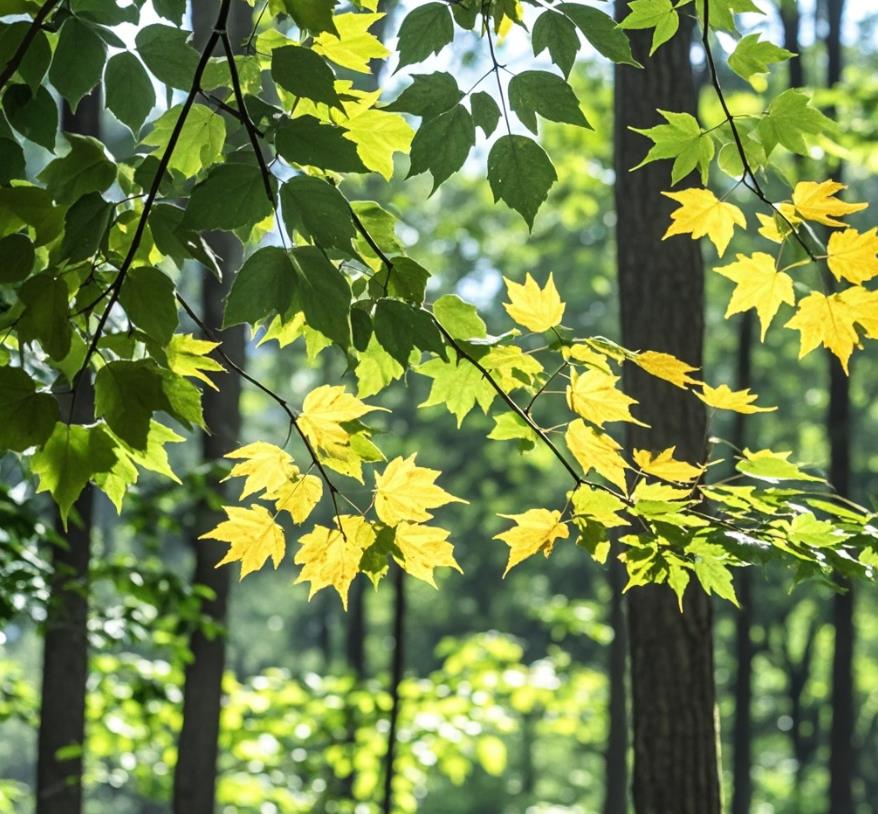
[824,3,856,811]
[382,567,406,814]
[614,8,719,814]
[35,92,101,814]
[731,312,754,814]
[346,579,367,678]
[172,5,249,813]
[603,555,628,814]
[780,0,804,88]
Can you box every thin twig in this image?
[700,0,817,261]
[483,7,513,137]
[220,32,274,202]
[174,293,349,530]
[72,0,235,415]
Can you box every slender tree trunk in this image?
[614,8,720,814]
[731,313,754,814]
[824,3,856,811]
[172,4,249,812]
[603,555,628,814]
[780,0,804,88]
[382,567,406,814]
[35,92,101,814]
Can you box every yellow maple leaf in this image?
[494,509,569,576]
[571,484,628,528]
[298,385,381,479]
[839,285,878,338]
[633,447,704,483]
[696,383,776,414]
[566,368,646,427]
[374,454,465,526]
[791,180,867,227]
[313,12,389,74]
[166,334,225,390]
[224,442,296,499]
[562,343,612,372]
[502,273,565,333]
[565,419,629,494]
[481,345,543,391]
[268,472,324,523]
[394,522,462,587]
[295,515,376,609]
[756,212,785,244]
[784,290,863,372]
[631,350,700,388]
[826,228,878,284]
[714,252,795,340]
[662,188,746,257]
[201,506,286,579]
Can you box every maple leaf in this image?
[826,228,878,284]
[566,368,646,427]
[756,212,785,244]
[268,471,324,523]
[224,442,296,499]
[571,485,628,528]
[202,506,286,578]
[631,350,700,388]
[298,385,382,478]
[481,345,544,391]
[633,447,704,483]
[494,508,569,576]
[394,522,462,587]
[696,383,776,414]
[784,291,863,372]
[839,285,878,338]
[295,515,376,609]
[715,252,795,340]
[562,343,613,372]
[374,454,465,526]
[502,272,565,333]
[662,188,746,256]
[565,419,629,494]
[791,180,867,227]
[166,334,225,390]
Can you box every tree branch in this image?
[700,0,818,261]
[0,0,60,93]
[174,293,349,531]
[73,0,236,408]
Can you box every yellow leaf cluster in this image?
[662,187,746,256]
[298,385,383,480]
[502,273,565,333]
[715,252,795,340]
[374,454,465,526]
[494,509,569,576]
[633,447,704,483]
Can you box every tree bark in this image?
[603,555,628,814]
[614,8,720,814]
[731,313,754,814]
[35,92,101,814]
[172,5,249,813]
[824,3,856,811]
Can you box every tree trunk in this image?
[614,8,720,814]
[172,4,249,813]
[731,313,754,814]
[35,92,101,814]
[824,3,856,811]
[780,0,804,88]
[603,555,628,814]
